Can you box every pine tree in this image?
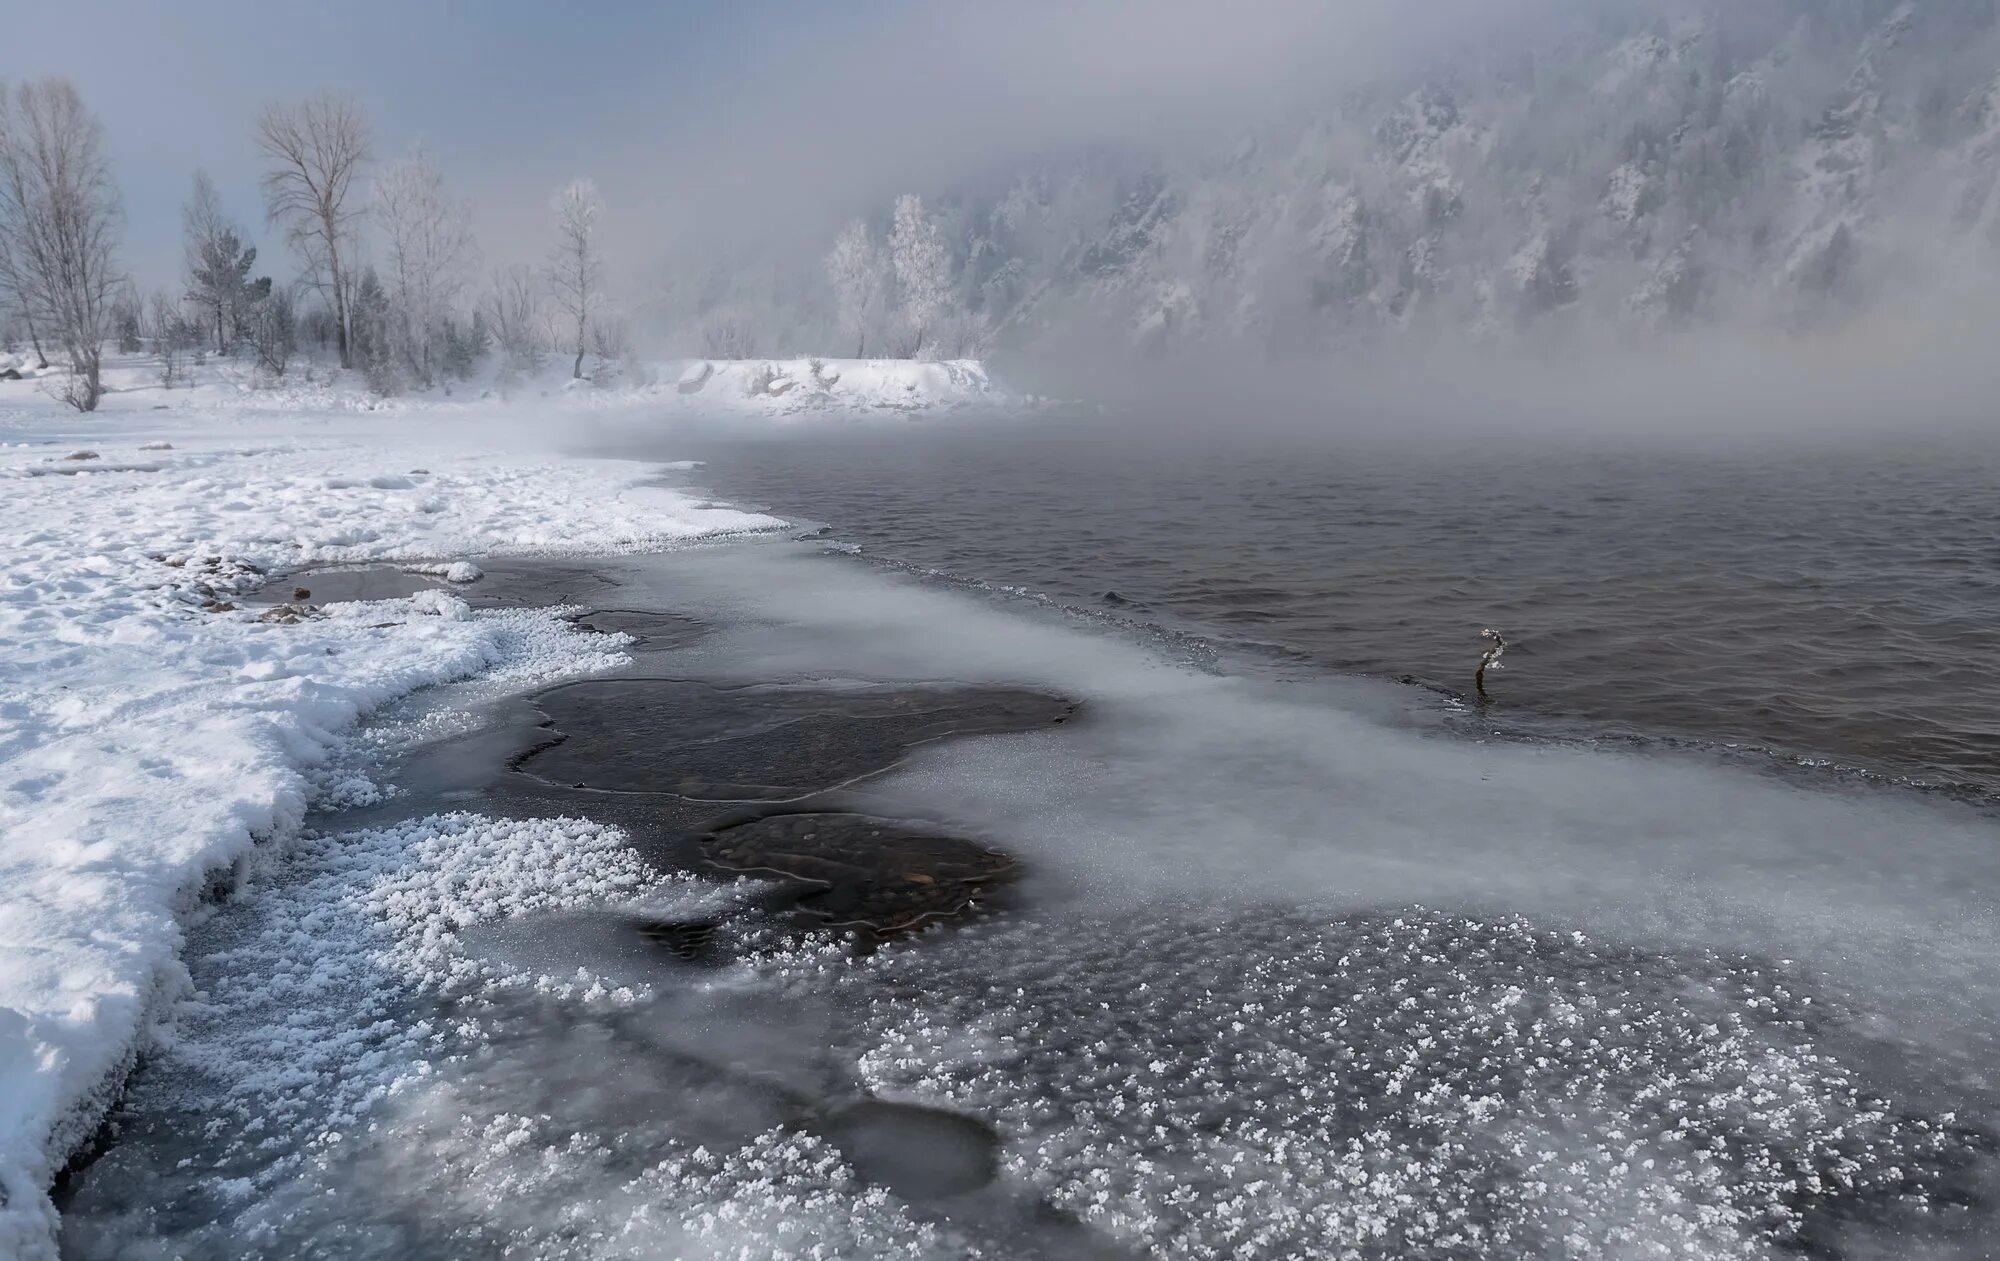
[187,228,261,354]
[349,267,399,394]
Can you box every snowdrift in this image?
[657,357,1006,414]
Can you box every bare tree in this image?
[148,290,196,388]
[256,93,368,368]
[375,142,475,386]
[0,80,123,410]
[546,177,602,379]
[483,263,544,370]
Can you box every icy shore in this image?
[0,392,782,1257]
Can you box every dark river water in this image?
[641,419,2000,798]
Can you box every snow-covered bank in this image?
[657,357,1013,415]
[0,403,782,1257]
[0,351,1030,424]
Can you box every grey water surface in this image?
[631,420,2000,797]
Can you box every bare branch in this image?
[256,93,368,368]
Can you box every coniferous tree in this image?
[349,267,399,394]
[187,230,262,353]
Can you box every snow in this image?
[656,357,1008,416]
[0,381,785,1259]
[0,351,1024,427]
[404,560,483,584]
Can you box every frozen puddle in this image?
[56,543,2000,1258]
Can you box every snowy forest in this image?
[11,0,2000,411]
[691,0,2000,361]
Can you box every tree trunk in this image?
[216,306,225,356]
[27,318,48,369]
[573,319,585,379]
[330,247,351,370]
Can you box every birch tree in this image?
[825,217,888,357]
[0,79,123,410]
[257,93,368,369]
[375,142,475,385]
[546,177,602,378]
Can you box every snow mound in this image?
[406,560,483,583]
[640,357,1009,416]
[410,589,474,620]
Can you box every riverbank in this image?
[0,403,782,1258]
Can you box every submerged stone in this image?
[572,608,709,647]
[703,813,1016,932]
[248,566,443,605]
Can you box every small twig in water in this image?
[1475,628,1507,700]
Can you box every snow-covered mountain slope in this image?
[842,1,2000,354]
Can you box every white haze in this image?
[25,0,2000,434]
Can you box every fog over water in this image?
[49,0,2000,388]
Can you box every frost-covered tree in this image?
[483,264,544,370]
[148,290,197,388]
[348,266,399,394]
[257,93,368,368]
[546,177,602,378]
[111,283,143,353]
[0,79,123,411]
[244,285,296,377]
[375,142,475,385]
[888,194,952,357]
[184,170,264,355]
[439,308,488,381]
[701,306,761,359]
[825,217,889,356]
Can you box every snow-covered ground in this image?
[0,363,788,1258]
